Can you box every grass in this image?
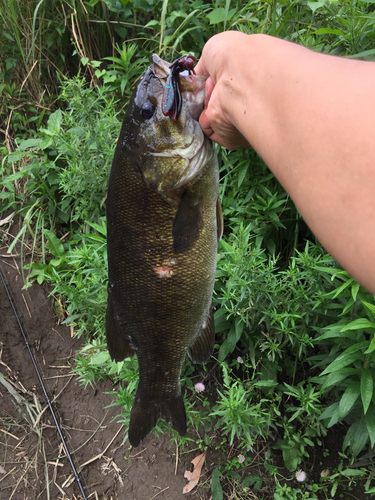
[0,371,52,499]
[2,1,375,498]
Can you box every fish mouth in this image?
[149,53,207,121]
[150,54,170,79]
[136,54,212,194]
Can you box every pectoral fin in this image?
[188,306,215,364]
[173,190,203,253]
[105,298,135,362]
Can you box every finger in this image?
[194,57,208,77]
[198,109,214,138]
[199,110,228,148]
[200,109,251,150]
[204,77,215,109]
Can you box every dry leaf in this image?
[0,212,14,226]
[320,468,330,477]
[183,451,206,494]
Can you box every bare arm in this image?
[195,32,375,294]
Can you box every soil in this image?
[0,218,369,500]
[0,255,220,500]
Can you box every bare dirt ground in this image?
[0,257,221,500]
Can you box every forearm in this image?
[205,33,375,293]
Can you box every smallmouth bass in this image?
[106,54,223,447]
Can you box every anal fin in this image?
[105,298,135,362]
[188,306,215,364]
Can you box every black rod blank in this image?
[0,270,88,500]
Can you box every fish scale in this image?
[106,54,222,447]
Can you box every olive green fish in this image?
[106,54,223,447]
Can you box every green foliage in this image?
[274,481,318,500]
[3,78,120,265]
[210,362,271,449]
[211,467,223,500]
[311,270,375,457]
[2,2,375,499]
[25,219,108,339]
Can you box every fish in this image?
[105,54,223,448]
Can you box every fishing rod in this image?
[0,270,88,500]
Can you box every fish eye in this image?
[141,101,155,119]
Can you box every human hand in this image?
[195,32,252,150]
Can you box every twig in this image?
[21,292,32,318]
[0,428,20,440]
[0,466,17,484]
[0,212,15,226]
[33,375,73,429]
[42,440,50,500]
[0,372,30,406]
[52,328,65,342]
[20,60,38,93]
[130,447,146,458]
[54,480,66,497]
[60,411,108,458]
[0,259,18,271]
[175,439,178,475]
[62,425,124,488]
[11,255,21,275]
[88,19,151,29]
[9,460,32,500]
[149,486,169,500]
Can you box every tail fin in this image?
[128,394,186,447]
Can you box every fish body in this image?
[106,55,222,447]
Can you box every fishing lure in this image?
[162,55,197,121]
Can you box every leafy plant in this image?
[3,78,120,265]
[210,362,271,449]
[311,270,375,457]
[3,2,375,499]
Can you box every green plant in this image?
[210,362,271,449]
[310,270,375,457]
[85,42,148,100]
[274,481,318,500]
[24,219,108,343]
[3,78,120,265]
[3,3,375,499]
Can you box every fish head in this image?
[121,54,213,195]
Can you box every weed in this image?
[2,2,375,499]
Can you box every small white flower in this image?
[295,469,306,482]
[237,454,245,464]
[195,382,205,393]
[237,356,244,364]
